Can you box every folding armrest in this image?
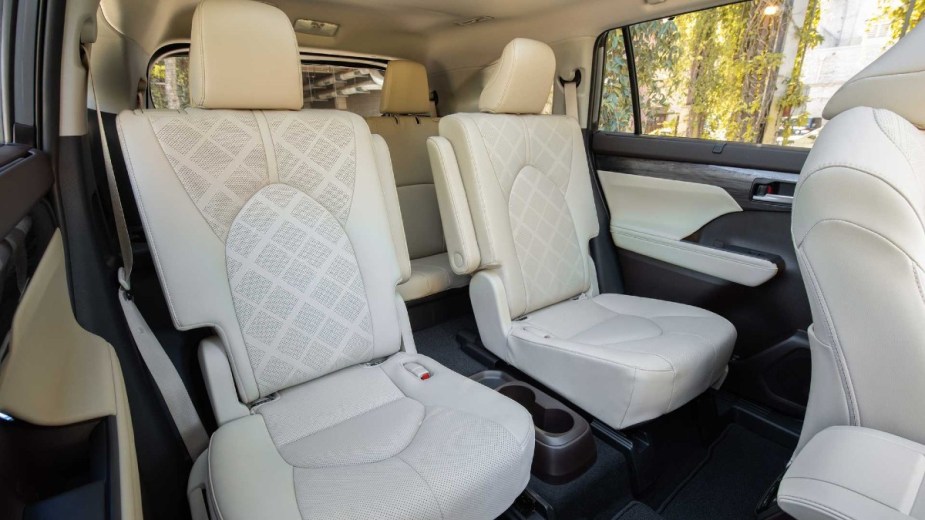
[427,135,480,275]
[371,134,412,285]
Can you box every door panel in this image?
[592,136,812,416]
[599,170,779,287]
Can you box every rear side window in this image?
[599,0,924,147]
[148,56,386,117]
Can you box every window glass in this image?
[600,0,924,147]
[148,57,386,117]
[599,30,634,133]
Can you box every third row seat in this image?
[366,61,469,302]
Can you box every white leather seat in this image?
[429,38,736,430]
[789,23,925,452]
[116,1,533,518]
[366,61,468,302]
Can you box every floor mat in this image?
[412,315,488,376]
[659,424,792,520]
[614,501,663,520]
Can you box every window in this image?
[599,0,924,147]
[148,55,386,117]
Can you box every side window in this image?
[599,0,924,147]
[147,55,386,117]
[149,55,190,110]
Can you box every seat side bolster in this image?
[427,136,481,275]
[371,134,412,284]
[779,426,925,520]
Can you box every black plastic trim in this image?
[0,148,52,237]
[593,132,808,174]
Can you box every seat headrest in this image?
[479,38,555,114]
[824,23,925,128]
[380,60,431,115]
[189,0,303,110]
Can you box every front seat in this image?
[428,38,736,430]
[115,1,534,518]
[790,22,925,452]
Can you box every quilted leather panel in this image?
[509,167,585,311]
[149,110,269,240]
[227,184,373,395]
[266,112,357,224]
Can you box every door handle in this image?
[752,180,795,206]
[752,193,793,204]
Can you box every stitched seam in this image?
[797,163,925,244]
[795,244,859,424]
[395,454,445,519]
[514,334,674,372]
[618,368,637,428]
[778,496,857,520]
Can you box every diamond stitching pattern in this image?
[509,167,585,311]
[150,110,269,239]
[228,184,373,396]
[474,116,527,195]
[265,112,357,224]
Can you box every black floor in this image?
[657,424,791,520]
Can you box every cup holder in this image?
[496,381,596,483]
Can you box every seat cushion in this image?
[208,352,534,520]
[398,253,470,301]
[507,293,735,429]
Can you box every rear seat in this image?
[115,0,534,518]
[366,61,469,301]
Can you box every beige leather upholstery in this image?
[779,427,925,520]
[367,60,469,301]
[380,60,431,115]
[189,0,302,110]
[479,38,556,114]
[118,2,532,517]
[823,23,925,129]
[436,38,735,430]
[791,23,925,453]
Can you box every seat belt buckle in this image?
[404,362,431,380]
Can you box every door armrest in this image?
[779,426,925,520]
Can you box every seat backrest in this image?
[366,61,444,260]
[440,38,598,318]
[117,0,408,403]
[792,23,925,451]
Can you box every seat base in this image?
[207,352,533,520]
[502,293,735,430]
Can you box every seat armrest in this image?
[427,136,480,275]
[371,134,411,284]
[778,426,925,520]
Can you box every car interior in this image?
[0,0,923,518]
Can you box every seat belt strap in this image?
[564,80,579,122]
[118,289,209,457]
[81,44,209,458]
[80,45,133,291]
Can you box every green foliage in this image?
[778,0,823,145]
[599,0,818,145]
[873,0,924,42]
[599,31,634,132]
[149,57,190,109]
